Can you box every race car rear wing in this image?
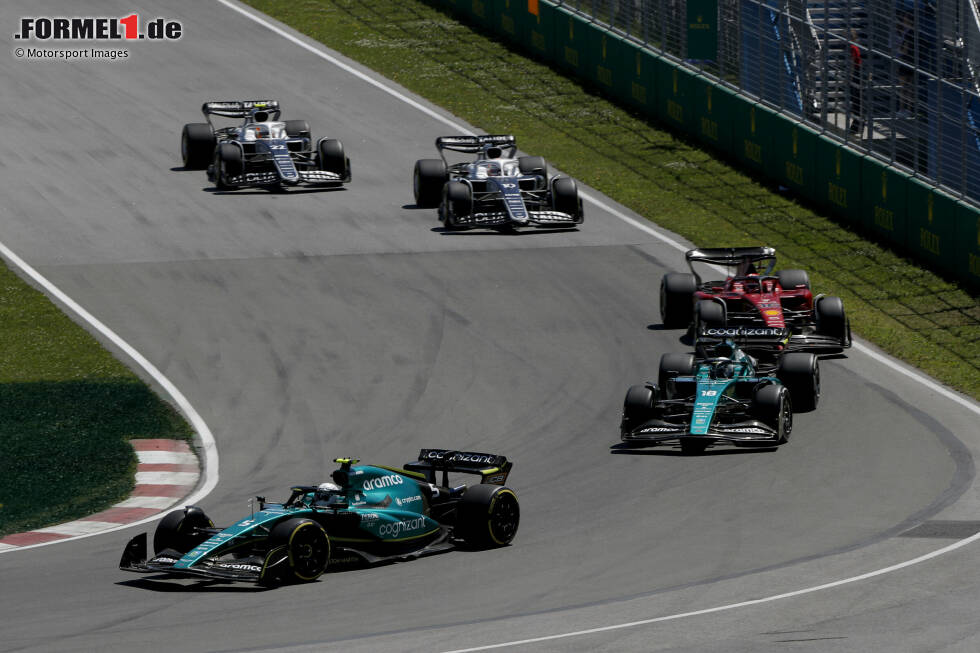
[202,100,281,119]
[436,134,516,154]
[696,326,792,353]
[685,247,777,280]
[404,449,513,486]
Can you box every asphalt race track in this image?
[1,2,979,651]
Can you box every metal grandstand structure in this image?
[555,0,980,207]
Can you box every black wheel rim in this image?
[488,491,519,545]
[289,523,329,579]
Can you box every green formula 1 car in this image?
[620,338,820,454]
[119,449,519,585]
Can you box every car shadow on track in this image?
[429,226,580,236]
[609,443,778,457]
[116,578,273,593]
[203,186,348,196]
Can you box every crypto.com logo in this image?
[14,14,182,41]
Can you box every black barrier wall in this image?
[432,0,979,288]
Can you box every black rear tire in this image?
[753,384,793,444]
[456,484,520,548]
[660,273,697,328]
[414,159,448,208]
[777,269,810,291]
[658,353,696,395]
[551,177,580,217]
[518,155,547,181]
[267,518,329,584]
[777,352,820,412]
[153,506,213,555]
[284,119,311,140]
[181,123,215,170]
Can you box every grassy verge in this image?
[246,0,979,400]
[0,265,192,537]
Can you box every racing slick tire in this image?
[153,506,214,555]
[753,384,793,444]
[660,273,697,328]
[518,156,548,187]
[414,159,448,208]
[318,138,350,181]
[214,143,243,189]
[456,484,520,548]
[658,353,696,398]
[622,383,659,435]
[442,181,472,229]
[265,518,330,584]
[181,123,215,170]
[776,269,810,291]
[815,295,850,346]
[694,299,726,334]
[777,352,820,412]
[551,177,581,218]
[284,119,311,140]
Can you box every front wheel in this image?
[660,273,697,328]
[442,181,472,229]
[214,143,243,189]
[551,177,581,218]
[456,484,520,548]
[318,138,350,180]
[815,295,850,347]
[266,518,330,584]
[414,159,447,207]
[753,384,793,444]
[622,384,658,435]
[153,506,213,555]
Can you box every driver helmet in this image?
[318,482,341,494]
[484,161,501,176]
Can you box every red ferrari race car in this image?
[659,247,851,352]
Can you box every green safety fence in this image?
[434,0,980,287]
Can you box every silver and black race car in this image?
[180,100,351,190]
[413,134,584,229]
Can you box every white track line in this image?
[0,242,219,552]
[211,1,980,646]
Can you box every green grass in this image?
[0,265,192,537]
[246,0,980,400]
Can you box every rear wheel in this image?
[658,353,696,396]
[776,269,810,291]
[284,119,311,140]
[266,518,329,584]
[622,384,658,434]
[660,273,697,328]
[551,177,580,217]
[777,352,820,412]
[413,159,448,207]
[518,155,548,183]
[181,123,215,169]
[456,484,520,548]
[753,384,793,444]
[317,138,349,180]
[153,506,213,555]
[815,295,850,346]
